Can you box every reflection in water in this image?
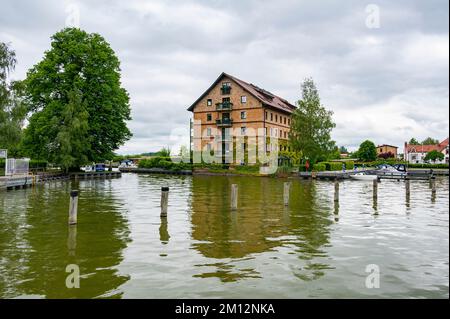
[67,225,77,256]
[333,201,339,222]
[190,176,333,282]
[0,179,131,298]
[159,217,170,244]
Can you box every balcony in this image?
[215,101,233,111]
[216,118,233,127]
[215,134,232,141]
[220,86,231,95]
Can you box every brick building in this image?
[187,72,295,164]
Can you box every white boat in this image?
[350,173,378,181]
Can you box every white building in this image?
[404,138,449,164]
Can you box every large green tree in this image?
[0,42,27,156]
[289,78,336,163]
[22,28,131,167]
[421,137,439,145]
[424,150,444,163]
[355,140,377,162]
[408,138,420,145]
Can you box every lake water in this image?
[0,173,448,298]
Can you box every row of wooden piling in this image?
[67,178,439,224]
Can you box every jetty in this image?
[0,171,122,192]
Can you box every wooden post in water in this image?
[231,184,238,210]
[334,180,339,202]
[431,177,436,195]
[160,187,169,217]
[405,179,410,199]
[283,182,291,206]
[68,190,78,225]
[373,179,378,200]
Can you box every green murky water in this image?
[0,173,448,298]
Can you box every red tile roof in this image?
[405,138,449,153]
[187,72,296,113]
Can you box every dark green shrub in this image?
[313,163,326,171]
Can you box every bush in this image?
[313,163,326,171]
[235,164,260,173]
[344,160,354,170]
[138,157,192,171]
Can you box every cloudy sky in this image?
[1,0,448,153]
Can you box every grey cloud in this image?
[1,0,448,153]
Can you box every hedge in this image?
[313,163,326,171]
[138,157,192,171]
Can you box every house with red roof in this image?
[404,138,449,164]
[188,72,296,164]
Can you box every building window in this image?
[206,143,211,151]
[241,96,247,103]
[206,128,211,136]
[241,143,246,151]
[288,118,290,125]
[207,113,212,121]
[270,113,273,121]
[284,131,287,139]
[222,82,231,87]
[284,117,286,125]
[265,111,268,120]
[241,111,246,119]
[207,99,212,106]
[275,114,278,122]
[241,127,246,135]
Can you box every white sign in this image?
[0,149,6,158]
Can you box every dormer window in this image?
[221,82,231,95]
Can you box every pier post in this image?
[160,187,169,217]
[68,190,78,225]
[405,179,410,200]
[231,184,238,210]
[334,180,339,202]
[283,182,291,206]
[373,179,378,200]
[431,177,436,195]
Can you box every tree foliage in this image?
[408,138,420,145]
[289,78,336,163]
[421,137,439,145]
[355,140,377,161]
[0,42,27,156]
[424,150,444,162]
[22,28,132,167]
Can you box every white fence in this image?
[6,158,30,176]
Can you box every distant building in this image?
[404,138,449,164]
[376,144,398,158]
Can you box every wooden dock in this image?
[69,171,122,179]
[120,167,192,175]
[0,175,33,190]
[0,171,122,192]
[298,169,446,181]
